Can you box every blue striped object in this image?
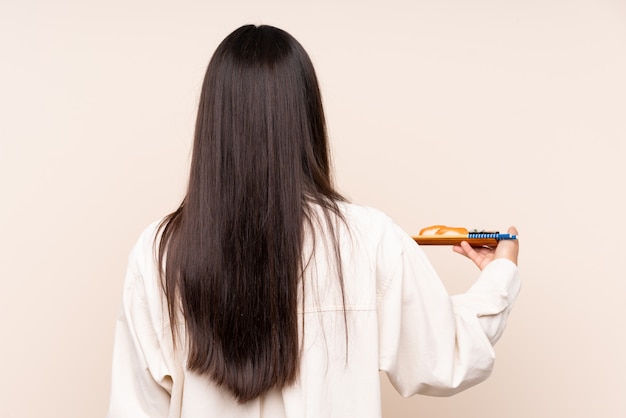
[468,233,517,240]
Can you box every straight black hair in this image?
[156,25,346,403]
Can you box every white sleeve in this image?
[377,229,521,397]
[107,243,173,418]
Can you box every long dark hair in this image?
[156,25,345,403]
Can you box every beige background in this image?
[1,0,625,417]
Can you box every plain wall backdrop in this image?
[1,0,625,417]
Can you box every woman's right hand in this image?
[453,226,519,270]
[494,226,519,266]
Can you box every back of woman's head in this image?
[158,25,344,403]
[192,24,338,201]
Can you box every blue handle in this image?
[468,233,517,240]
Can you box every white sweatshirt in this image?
[107,203,521,418]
